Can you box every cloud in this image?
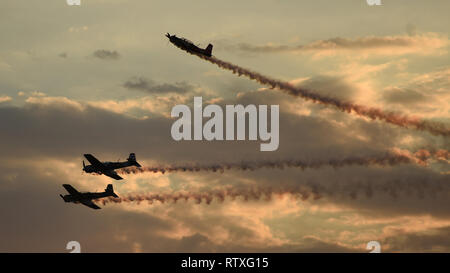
[220,33,449,57]
[68,26,88,33]
[30,91,46,97]
[382,88,429,105]
[187,52,449,136]
[291,75,359,102]
[0,95,12,103]
[92,49,120,60]
[0,90,448,252]
[87,95,192,117]
[123,77,194,94]
[25,96,84,111]
[383,226,450,252]
[380,68,450,119]
[2,92,447,197]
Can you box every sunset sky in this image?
[0,0,449,252]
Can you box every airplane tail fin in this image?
[205,44,213,56]
[105,184,119,198]
[127,153,141,167]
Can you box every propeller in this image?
[166,33,171,46]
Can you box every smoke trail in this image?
[97,186,324,206]
[177,47,449,136]
[117,150,447,175]
[412,149,450,163]
[96,176,450,207]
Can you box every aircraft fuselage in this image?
[166,33,213,57]
[83,161,134,174]
[61,192,113,203]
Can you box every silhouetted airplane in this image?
[60,184,118,210]
[166,33,213,57]
[83,153,141,180]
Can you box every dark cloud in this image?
[92,49,120,60]
[164,234,361,253]
[293,237,362,253]
[220,36,416,54]
[383,226,450,252]
[382,87,429,105]
[215,33,447,58]
[123,77,193,94]
[296,75,358,101]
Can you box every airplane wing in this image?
[84,154,106,170]
[63,184,80,195]
[103,170,123,180]
[81,200,101,210]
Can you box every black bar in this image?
[1,253,448,272]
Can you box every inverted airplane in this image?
[60,184,118,210]
[166,33,213,57]
[83,153,141,180]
